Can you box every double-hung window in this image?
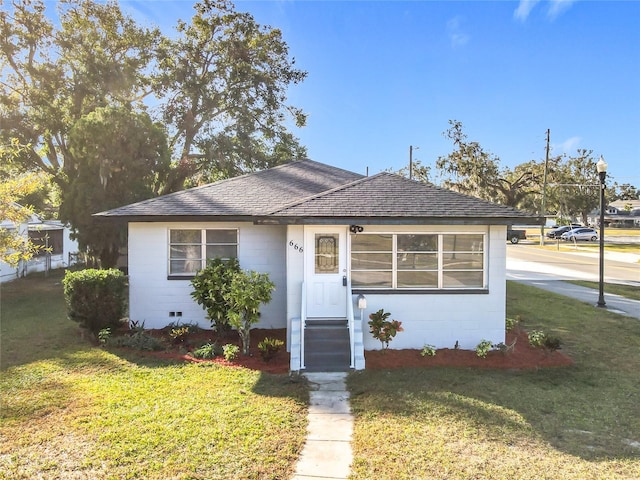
[169,229,238,277]
[351,233,484,289]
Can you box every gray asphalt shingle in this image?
[95,160,541,223]
[269,172,536,221]
[95,160,363,218]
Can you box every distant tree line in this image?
[398,120,639,227]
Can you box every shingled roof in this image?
[95,160,541,225]
[265,172,540,224]
[95,160,363,221]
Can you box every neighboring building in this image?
[0,213,79,283]
[587,199,640,228]
[96,160,542,371]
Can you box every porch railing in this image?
[346,281,355,368]
[299,281,306,371]
[347,281,366,370]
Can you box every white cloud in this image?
[514,0,576,22]
[555,136,582,154]
[547,0,577,20]
[446,17,470,48]
[514,0,541,21]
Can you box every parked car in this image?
[507,228,527,244]
[546,225,574,239]
[560,227,598,242]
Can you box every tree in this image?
[0,139,43,266]
[0,173,42,266]
[2,0,309,263]
[1,0,163,265]
[393,159,431,183]
[611,183,640,202]
[550,150,603,226]
[153,0,308,191]
[1,139,59,219]
[0,0,161,184]
[62,106,170,266]
[224,269,275,355]
[435,120,543,208]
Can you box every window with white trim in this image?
[351,233,484,289]
[169,229,238,276]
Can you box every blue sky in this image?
[123,0,639,186]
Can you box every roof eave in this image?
[93,214,259,223]
[255,215,545,226]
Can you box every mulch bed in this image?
[124,327,572,375]
[365,327,573,370]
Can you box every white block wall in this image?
[128,222,287,330]
[360,225,507,350]
[285,225,305,350]
[284,223,509,352]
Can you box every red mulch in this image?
[123,327,572,374]
[139,328,291,374]
[365,327,573,370]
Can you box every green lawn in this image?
[348,281,640,479]
[0,272,308,479]
[3,273,639,479]
[567,281,640,301]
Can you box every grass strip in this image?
[348,281,640,479]
[566,280,640,301]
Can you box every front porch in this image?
[289,287,366,373]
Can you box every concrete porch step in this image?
[306,317,348,328]
[304,324,351,372]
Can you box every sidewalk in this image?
[292,372,353,480]
[516,279,640,320]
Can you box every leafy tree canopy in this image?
[155,0,308,191]
[1,0,308,265]
[62,106,170,266]
[435,120,544,208]
[0,140,42,265]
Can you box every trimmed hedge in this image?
[63,268,128,334]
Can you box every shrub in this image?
[258,337,284,362]
[222,343,239,361]
[368,309,403,350]
[475,339,493,358]
[63,268,128,334]
[420,344,436,357]
[505,316,520,332]
[191,258,241,333]
[169,326,190,343]
[224,270,275,355]
[528,330,546,348]
[98,328,112,345]
[106,331,165,351]
[543,335,562,352]
[191,342,221,359]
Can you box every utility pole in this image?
[409,145,419,180]
[540,129,550,246]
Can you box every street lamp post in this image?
[596,156,607,308]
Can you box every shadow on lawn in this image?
[348,365,640,462]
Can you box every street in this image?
[506,243,640,286]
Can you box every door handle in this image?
[342,276,347,286]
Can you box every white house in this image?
[0,213,79,283]
[96,160,542,372]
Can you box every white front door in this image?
[305,227,347,318]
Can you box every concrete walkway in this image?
[292,372,353,480]
[517,279,640,320]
